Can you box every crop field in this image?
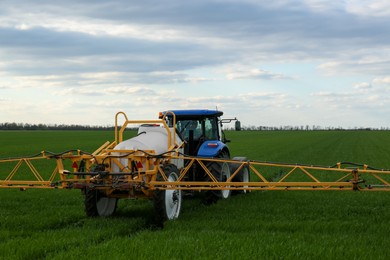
[1,130,390,259]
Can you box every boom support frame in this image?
[1,111,390,195]
[1,150,390,193]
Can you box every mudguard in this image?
[197,140,228,157]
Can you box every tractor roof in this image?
[160,109,223,119]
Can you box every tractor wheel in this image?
[231,156,250,194]
[85,189,118,217]
[204,151,231,203]
[153,164,182,227]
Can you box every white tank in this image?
[111,125,183,172]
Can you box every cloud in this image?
[0,25,232,76]
[55,87,105,96]
[105,86,157,95]
[55,86,157,96]
[2,1,390,70]
[373,77,390,85]
[354,82,371,89]
[310,91,356,107]
[226,68,293,80]
[318,56,390,76]
[0,70,216,92]
[1,1,390,128]
[309,81,388,116]
[346,0,390,17]
[303,0,344,12]
[239,92,287,100]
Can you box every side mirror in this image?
[235,121,241,131]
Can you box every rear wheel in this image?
[231,156,250,194]
[153,164,182,227]
[85,189,118,217]
[205,151,231,203]
[219,162,231,199]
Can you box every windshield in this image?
[175,117,218,141]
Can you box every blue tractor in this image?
[160,109,248,202]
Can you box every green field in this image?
[1,130,390,259]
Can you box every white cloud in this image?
[303,0,344,12]
[346,0,390,17]
[373,77,390,85]
[318,55,390,76]
[310,91,356,102]
[0,14,185,42]
[239,92,286,100]
[226,68,292,80]
[354,82,371,89]
[1,1,390,128]
[54,86,157,96]
[107,86,157,95]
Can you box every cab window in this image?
[204,118,218,140]
[176,120,202,140]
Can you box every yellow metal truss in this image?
[1,111,390,195]
[1,150,390,194]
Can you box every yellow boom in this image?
[1,151,390,192]
[1,112,390,225]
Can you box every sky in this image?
[1,0,390,128]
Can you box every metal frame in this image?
[1,112,390,195]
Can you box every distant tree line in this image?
[229,125,390,131]
[0,122,115,131]
[1,122,389,131]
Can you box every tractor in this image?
[159,110,249,202]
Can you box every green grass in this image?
[0,131,114,157]
[1,130,390,259]
[228,130,390,166]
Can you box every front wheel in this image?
[84,189,118,217]
[153,164,182,227]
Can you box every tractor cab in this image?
[160,110,229,157]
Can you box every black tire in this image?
[204,150,231,204]
[153,164,182,228]
[85,189,118,217]
[231,156,250,195]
